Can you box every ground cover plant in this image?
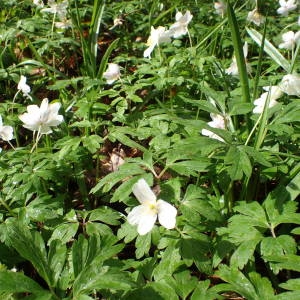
[0,0,300,299]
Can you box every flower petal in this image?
[0,126,14,141]
[132,179,156,204]
[127,204,157,235]
[157,199,177,229]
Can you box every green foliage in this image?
[0,0,299,298]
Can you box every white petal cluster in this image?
[19,98,64,134]
[247,9,265,26]
[253,86,283,114]
[277,0,298,16]
[144,10,193,58]
[214,1,227,16]
[201,113,226,142]
[279,31,300,50]
[17,75,31,97]
[143,26,172,58]
[226,42,252,76]
[169,11,193,38]
[41,0,70,28]
[103,63,121,84]
[33,0,44,8]
[279,74,300,96]
[0,116,13,142]
[127,179,177,235]
[41,0,68,19]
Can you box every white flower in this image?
[277,0,298,16]
[33,0,44,8]
[17,75,31,96]
[169,10,193,38]
[19,98,64,134]
[226,42,252,76]
[143,26,171,58]
[110,17,123,30]
[253,86,282,114]
[279,73,300,96]
[127,179,177,235]
[0,116,13,141]
[298,16,300,25]
[201,113,226,142]
[55,19,72,29]
[247,9,265,26]
[214,1,226,16]
[103,63,121,84]
[279,31,300,50]
[41,0,68,20]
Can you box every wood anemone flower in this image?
[127,179,177,235]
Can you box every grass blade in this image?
[246,27,290,72]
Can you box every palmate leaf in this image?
[90,163,145,194]
[264,254,300,273]
[123,281,179,300]
[216,265,275,300]
[6,222,52,287]
[152,246,183,282]
[6,221,67,290]
[162,270,198,300]
[191,280,223,300]
[71,234,133,297]
[260,235,297,274]
[225,146,252,180]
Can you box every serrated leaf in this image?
[191,280,223,300]
[230,237,262,269]
[280,279,300,291]
[0,270,46,294]
[47,240,67,286]
[6,223,52,286]
[153,246,183,281]
[216,265,258,300]
[90,163,144,194]
[135,233,151,259]
[48,222,79,245]
[123,281,178,300]
[81,135,103,153]
[89,206,121,225]
[263,254,300,272]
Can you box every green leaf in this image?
[47,240,67,286]
[263,254,300,272]
[6,222,52,287]
[261,236,297,274]
[280,279,300,291]
[124,282,178,300]
[90,163,144,194]
[225,146,252,180]
[191,280,223,300]
[170,159,210,176]
[89,206,121,225]
[48,222,79,245]
[81,135,103,153]
[246,27,290,72]
[153,246,183,281]
[216,265,259,300]
[167,270,198,299]
[0,270,46,294]
[230,237,262,269]
[135,234,152,259]
[248,272,275,300]
[226,2,250,104]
